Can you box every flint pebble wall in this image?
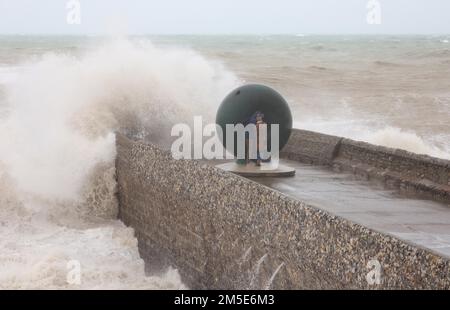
[116,133,450,289]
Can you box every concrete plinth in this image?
[216,162,295,177]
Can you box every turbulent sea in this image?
[0,35,449,289]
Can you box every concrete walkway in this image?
[244,159,450,258]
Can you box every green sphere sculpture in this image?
[216,84,293,157]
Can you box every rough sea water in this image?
[177,35,450,159]
[0,35,449,289]
[0,37,236,289]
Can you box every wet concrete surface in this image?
[240,159,450,258]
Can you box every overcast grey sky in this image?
[0,0,449,35]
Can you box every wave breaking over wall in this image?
[0,39,238,289]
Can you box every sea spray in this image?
[0,39,238,289]
[296,120,450,160]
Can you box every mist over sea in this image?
[0,35,449,289]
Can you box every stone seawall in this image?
[279,129,342,165]
[116,133,450,289]
[281,129,450,204]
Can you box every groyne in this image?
[281,129,450,204]
[115,130,450,289]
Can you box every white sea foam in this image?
[0,66,21,85]
[0,39,238,289]
[365,127,449,159]
[296,120,450,160]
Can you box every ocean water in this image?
[162,35,450,158]
[0,35,449,289]
[0,37,238,289]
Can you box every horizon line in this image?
[0,33,449,37]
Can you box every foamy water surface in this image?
[0,38,237,289]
